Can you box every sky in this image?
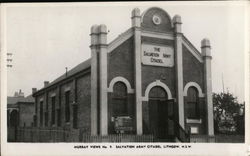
[3,2,248,102]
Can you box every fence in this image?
[13,127,80,142]
[214,134,244,143]
[10,127,243,143]
[190,134,245,143]
[82,134,154,142]
[7,127,16,142]
[9,127,154,142]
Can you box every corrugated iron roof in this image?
[35,58,91,93]
[7,94,35,105]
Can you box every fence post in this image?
[14,126,17,142]
[50,128,52,142]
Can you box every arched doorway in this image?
[9,110,19,127]
[148,86,175,141]
[8,109,19,142]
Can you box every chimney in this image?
[44,81,49,87]
[18,89,24,97]
[32,88,37,94]
[14,91,19,97]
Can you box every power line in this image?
[222,73,224,93]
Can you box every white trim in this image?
[142,80,172,101]
[107,28,133,53]
[90,46,98,135]
[134,25,143,135]
[50,93,56,97]
[190,126,199,134]
[39,98,44,102]
[176,34,185,128]
[107,76,134,94]
[183,82,205,97]
[182,37,203,63]
[64,87,71,92]
[8,108,19,113]
[141,30,174,40]
[186,118,202,124]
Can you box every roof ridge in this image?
[35,58,91,94]
[108,28,133,46]
[182,34,202,56]
[108,28,133,53]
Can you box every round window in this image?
[152,15,161,25]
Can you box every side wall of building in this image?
[19,103,35,127]
[182,44,206,135]
[34,72,91,134]
[76,74,91,133]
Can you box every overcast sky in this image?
[4,2,248,102]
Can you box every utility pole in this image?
[222,73,224,93]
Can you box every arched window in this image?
[149,86,168,100]
[186,87,200,119]
[10,110,19,127]
[112,82,128,116]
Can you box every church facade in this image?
[32,7,214,142]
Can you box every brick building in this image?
[32,7,214,142]
[7,90,35,128]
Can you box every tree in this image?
[213,92,244,134]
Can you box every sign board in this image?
[114,116,133,133]
[190,126,199,134]
[141,44,174,67]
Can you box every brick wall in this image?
[142,101,150,134]
[19,103,35,127]
[182,44,206,135]
[60,80,74,128]
[36,94,46,127]
[141,7,173,33]
[107,37,136,134]
[141,37,176,98]
[47,88,57,127]
[182,44,204,90]
[76,74,91,133]
[108,37,135,88]
[34,72,91,134]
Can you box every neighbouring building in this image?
[32,7,214,142]
[7,89,35,128]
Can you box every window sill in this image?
[71,101,77,105]
[186,118,202,124]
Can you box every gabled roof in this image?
[108,28,133,53]
[35,28,133,95]
[7,95,34,105]
[34,26,205,96]
[48,58,91,87]
[34,58,91,94]
[182,35,203,63]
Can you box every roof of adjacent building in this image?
[7,94,35,106]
